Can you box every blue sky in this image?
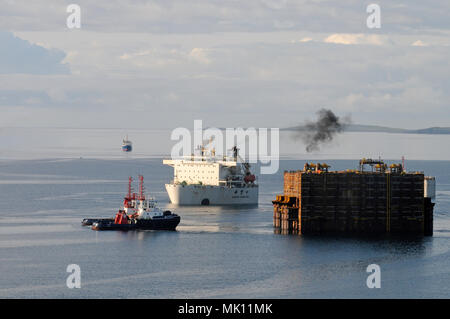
[0,1,449,129]
[0,31,68,75]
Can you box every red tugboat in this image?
[82,176,180,231]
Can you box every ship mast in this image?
[231,146,238,161]
[138,175,145,200]
[127,176,133,200]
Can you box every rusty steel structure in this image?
[273,159,434,235]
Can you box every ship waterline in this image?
[165,183,258,205]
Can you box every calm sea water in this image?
[0,158,449,298]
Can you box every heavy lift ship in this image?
[82,175,180,231]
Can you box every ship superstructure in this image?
[163,146,258,205]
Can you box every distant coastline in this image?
[283,124,450,135]
[3,125,450,135]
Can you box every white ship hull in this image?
[165,184,258,205]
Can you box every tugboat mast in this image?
[138,175,145,201]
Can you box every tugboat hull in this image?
[91,215,180,231]
[83,175,180,231]
[82,218,113,226]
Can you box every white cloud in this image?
[1,2,449,130]
[411,40,428,47]
[3,1,449,34]
[188,48,211,64]
[323,34,384,45]
[117,47,212,69]
[297,37,314,43]
[119,50,153,60]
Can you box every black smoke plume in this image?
[298,109,351,152]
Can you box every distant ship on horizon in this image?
[122,135,132,152]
